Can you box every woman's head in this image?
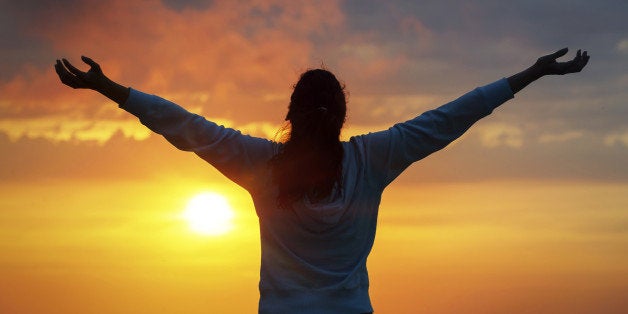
[285,69,347,144]
[270,68,347,209]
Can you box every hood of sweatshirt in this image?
[290,150,358,233]
[292,188,345,231]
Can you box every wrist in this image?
[93,75,111,93]
[96,76,130,105]
[527,64,545,80]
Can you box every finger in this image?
[62,58,86,77]
[570,51,590,73]
[56,73,79,88]
[551,47,569,59]
[581,51,590,69]
[81,56,101,71]
[54,59,67,77]
[569,50,581,67]
[55,60,75,81]
[537,47,569,65]
[55,60,81,88]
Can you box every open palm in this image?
[536,48,590,75]
[54,56,105,89]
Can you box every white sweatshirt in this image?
[121,78,514,314]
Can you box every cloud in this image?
[617,38,628,54]
[538,130,583,144]
[1,0,627,184]
[161,0,213,11]
[0,116,151,144]
[604,130,628,147]
[240,121,284,141]
[475,122,524,148]
[346,93,444,125]
[0,0,347,142]
[5,0,345,97]
[0,110,287,145]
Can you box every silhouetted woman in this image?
[55,48,588,314]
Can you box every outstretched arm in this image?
[54,56,277,190]
[363,47,590,187]
[55,56,130,105]
[507,48,590,94]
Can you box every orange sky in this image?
[1,0,627,313]
[1,179,626,313]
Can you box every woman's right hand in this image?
[54,56,130,105]
[54,56,106,90]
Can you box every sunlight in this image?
[183,192,235,236]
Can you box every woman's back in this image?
[254,140,380,314]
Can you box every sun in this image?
[183,192,235,236]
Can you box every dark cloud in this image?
[161,0,214,11]
[0,0,626,182]
[337,0,627,85]
[0,2,59,81]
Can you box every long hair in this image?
[269,69,347,209]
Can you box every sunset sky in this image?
[1,0,627,313]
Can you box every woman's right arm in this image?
[55,56,130,105]
[54,57,277,189]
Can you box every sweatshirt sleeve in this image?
[121,89,278,189]
[358,78,514,188]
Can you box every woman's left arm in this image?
[361,48,590,187]
[507,48,589,94]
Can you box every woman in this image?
[55,48,589,314]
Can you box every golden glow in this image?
[1,180,627,313]
[183,192,235,236]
